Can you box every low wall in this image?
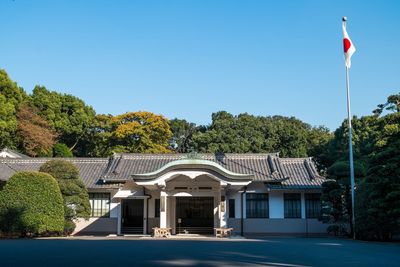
[73,218,118,235]
[228,218,328,235]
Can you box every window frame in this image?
[246,193,269,218]
[284,193,301,219]
[89,192,111,218]
[305,193,322,219]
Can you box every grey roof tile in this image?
[0,158,112,189]
[0,153,326,189]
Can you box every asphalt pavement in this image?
[0,236,399,267]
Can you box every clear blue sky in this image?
[1,0,399,130]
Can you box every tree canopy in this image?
[30,85,96,151]
[0,69,332,158]
[320,93,400,240]
[192,111,326,158]
[110,111,173,153]
[0,70,27,149]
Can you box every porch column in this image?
[220,191,227,228]
[117,199,122,235]
[160,190,168,228]
[214,190,221,228]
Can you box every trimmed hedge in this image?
[39,160,91,221]
[0,171,64,236]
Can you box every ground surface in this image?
[0,236,399,267]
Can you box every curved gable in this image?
[131,158,254,182]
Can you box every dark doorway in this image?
[176,197,214,234]
[122,199,144,234]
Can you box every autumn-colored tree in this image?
[16,105,57,157]
[111,111,173,153]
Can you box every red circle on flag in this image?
[343,38,351,53]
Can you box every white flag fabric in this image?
[342,24,356,68]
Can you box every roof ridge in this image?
[0,158,109,163]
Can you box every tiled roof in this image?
[0,158,112,189]
[103,153,283,181]
[0,153,326,189]
[274,158,326,188]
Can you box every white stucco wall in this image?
[269,191,284,218]
[228,185,322,220]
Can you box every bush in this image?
[0,172,64,236]
[64,220,76,235]
[53,143,73,157]
[39,160,91,220]
[327,225,340,236]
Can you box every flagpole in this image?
[343,16,356,240]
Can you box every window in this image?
[284,193,301,218]
[229,199,235,218]
[246,193,269,218]
[155,199,160,218]
[305,193,321,218]
[89,193,110,217]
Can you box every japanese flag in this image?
[343,24,356,68]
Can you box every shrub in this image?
[53,143,73,157]
[64,220,76,235]
[0,172,64,236]
[39,160,90,220]
[327,225,340,236]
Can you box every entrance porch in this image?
[114,159,253,235]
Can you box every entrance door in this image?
[176,197,214,234]
[122,199,144,234]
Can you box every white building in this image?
[0,153,328,236]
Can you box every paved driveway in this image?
[0,237,399,267]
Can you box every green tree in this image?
[0,171,64,236]
[373,92,400,115]
[30,86,96,152]
[320,93,400,240]
[75,114,114,157]
[0,69,27,149]
[321,180,345,235]
[269,116,310,157]
[53,143,73,157]
[306,126,333,171]
[39,160,91,234]
[355,112,400,240]
[169,118,197,153]
[322,160,367,236]
[321,115,379,170]
[0,69,27,107]
[0,94,17,149]
[193,111,315,157]
[111,111,173,153]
